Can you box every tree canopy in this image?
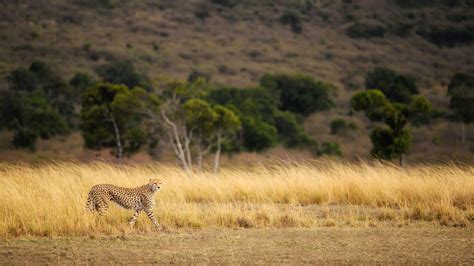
[365,67,419,104]
[351,89,431,164]
[260,73,334,117]
[80,83,159,159]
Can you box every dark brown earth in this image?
[1,227,472,264]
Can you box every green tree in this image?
[351,89,431,166]
[280,8,303,33]
[365,67,418,104]
[96,60,149,90]
[0,91,68,150]
[70,72,95,97]
[159,79,240,171]
[447,73,474,143]
[80,83,158,161]
[211,105,241,172]
[260,73,333,117]
[207,86,317,152]
[7,61,75,125]
[242,117,278,152]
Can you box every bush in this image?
[96,60,149,90]
[280,9,303,33]
[242,117,278,152]
[274,110,315,148]
[346,22,386,39]
[70,73,95,96]
[330,119,357,135]
[206,87,314,151]
[417,26,474,47]
[316,142,343,157]
[211,0,237,7]
[365,67,418,104]
[260,73,333,117]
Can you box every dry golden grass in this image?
[0,161,472,237]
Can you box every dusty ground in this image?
[1,227,472,264]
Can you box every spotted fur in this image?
[86,179,162,228]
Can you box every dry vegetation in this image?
[0,161,472,238]
[0,0,473,162]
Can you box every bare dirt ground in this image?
[1,227,472,264]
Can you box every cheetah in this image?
[86,179,162,229]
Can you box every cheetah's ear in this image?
[149,179,153,183]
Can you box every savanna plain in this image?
[0,161,472,264]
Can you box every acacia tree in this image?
[80,83,159,161]
[351,90,431,166]
[210,105,241,172]
[158,78,240,172]
[447,73,474,143]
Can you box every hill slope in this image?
[0,0,473,163]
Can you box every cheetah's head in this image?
[149,179,162,192]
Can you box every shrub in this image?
[260,73,333,117]
[69,73,95,96]
[317,142,343,156]
[242,117,278,152]
[330,119,357,135]
[211,0,237,7]
[96,60,149,90]
[280,9,303,33]
[417,26,474,47]
[346,22,386,39]
[365,67,418,104]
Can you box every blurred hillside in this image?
[0,0,473,164]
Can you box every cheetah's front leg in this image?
[144,208,161,229]
[129,210,141,227]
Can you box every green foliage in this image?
[370,127,411,160]
[417,26,474,47]
[395,0,433,8]
[280,9,303,33]
[183,99,218,138]
[273,110,314,148]
[316,142,343,157]
[330,119,357,135]
[242,117,278,152]
[96,60,149,90]
[351,88,431,162]
[70,73,95,95]
[1,61,74,149]
[447,73,474,124]
[395,0,465,8]
[80,83,158,158]
[213,104,241,135]
[6,68,39,92]
[0,91,69,150]
[365,67,418,103]
[260,73,333,117]
[346,22,386,39]
[207,86,314,151]
[211,0,238,7]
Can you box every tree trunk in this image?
[161,110,189,172]
[213,130,222,173]
[109,111,123,163]
[399,153,405,168]
[197,145,203,170]
[461,123,466,144]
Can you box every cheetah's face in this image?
[149,179,162,192]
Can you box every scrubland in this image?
[0,161,472,238]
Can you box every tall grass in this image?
[0,161,472,237]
